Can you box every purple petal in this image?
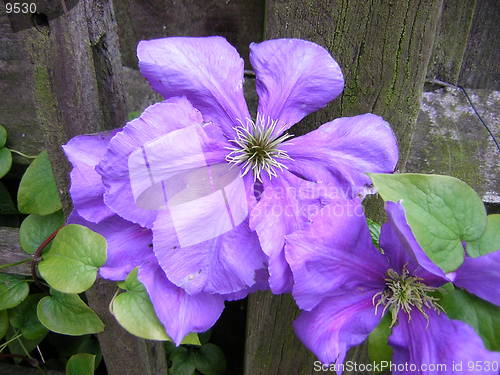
[250,39,344,132]
[389,309,500,374]
[68,212,154,281]
[223,268,270,301]
[138,261,225,345]
[153,216,265,295]
[285,199,387,311]
[249,170,343,294]
[63,131,117,223]
[281,114,398,197]
[97,98,208,228]
[152,171,265,295]
[138,37,250,137]
[381,202,449,287]
[294,291,382,366]
[453,251,500,306]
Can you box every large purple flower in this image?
[133,36,397,293]
[286,199,500,372]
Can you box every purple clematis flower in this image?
[286,199,500,373]
[63,36,398,339]
[63,131,267,344]
[132,36,398,294]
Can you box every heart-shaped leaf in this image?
[9,294,48,340]
[37,290,104,335]
[66,353,96,375]
[193,343,226,375]
[169,347,196,375]
[38,224,107,293]
[369,173,486,272]
[0,148,12,179]
[467,214,500,257]
[111,268,169,341]
[0,125,6,148]
[17,151,62,215]
[0,274,29,310]
[437,283,500,351]
[19,211,64,254]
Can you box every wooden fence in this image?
[1,0,498,374]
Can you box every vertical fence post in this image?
[21,1,167,374]
[244,1,443,374]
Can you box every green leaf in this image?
[467,214,500,257]
[19,211,64,254]
[0,148,12,179]
[9,294,48,340]
[182,333,201,346]
[0,181,17,214]
[367,314,392,366]
[0,274,29,310]
[170,347,196,375]
[0,310,8,339]
[17,151,62,215]
[66,353,95,375]
[38,224,107,293]
[437,283,500,351]
[193,343,226,375]
[369,173,486,272]
[367,218,381,249]
[111,268,169,341]
[0,125,6,148]
[37,290,104,335]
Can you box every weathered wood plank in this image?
[458,0,500,89]
[244,1,444,374]
[0,15,44,166]
[5,1,167,374]
[426,0,476,85]
[408,87,500,203]
[0,227,30,275]
[113,0,265,69]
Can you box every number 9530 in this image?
[5,2,37,14]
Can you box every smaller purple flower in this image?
[63,131,265,345]
[285,199,500,373]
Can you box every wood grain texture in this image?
[458,0,500,89]
[113,0,265,69]
[0,15,44,166]
[408,87,500,203]
[245,1,443,374]
[0,227,30,275]
[427,0,476,84]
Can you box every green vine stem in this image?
[31,225,64,288]
[7,148,37,159]
[0,258,31,270]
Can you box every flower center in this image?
[372,265,443,327]
[225,116,293,182]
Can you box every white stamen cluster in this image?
[372,265,443,327]
[225,115,293,182]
